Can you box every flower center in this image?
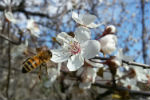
[69,41,81,55]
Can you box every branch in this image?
[0,33,22,45]
[0,24,23,45]
[122,60,150,69]
[92,57,150,68]
[141,0,147,64]
[94,82,150,96]
[6,21,11,99]
[0,5,69,19]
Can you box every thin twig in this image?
[122,60,150,69]
[0,33,22,45]
[6,22,11,100]
[92,57,150,68]
[94,83,150,96]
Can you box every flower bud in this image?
[106,25,116,34]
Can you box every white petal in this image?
[79,82,91,89]
[5,11,17,23]
[67,54,84,71]
[56,32,74,44]
[44,68,58,88]
[76,67,84,76]
[51,48,70,63]
[27,19,40,37]
[72,12,82,24]
[75,26,91,43]
[81,13,96,25]
[81,40,101,59]
[86,67,98,83]
[100,35,117,54]
[85,59,103,68]
[87,23,102,28]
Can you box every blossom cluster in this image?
[5,10,150,91]
[48,12,150,90]
[49,12,117,89]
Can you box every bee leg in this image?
[42,63,48,77]
[38,66,42,81]
[45,65,48,77]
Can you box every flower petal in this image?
[56,32,74,44]
[51,48,70,63]
[87,23,102,28]
[85,59,103,68]
[81,40,101,59]
[100,35,117,54]
[81,13,96,25]
[72,12,82,24]
[67,54,84,71]
[79,82,91,89]
[75,26,91,43]
[5,11,17,23]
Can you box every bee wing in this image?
[36,46,49,53]
[23,47,36,57]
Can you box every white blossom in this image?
[44,63,61,88]
[5,11,18,24]
[26,19,40,37]
[78,67,98,89]
[99,34,117,55]
[132,66,148,82]
[121,78,139,90]
[51,30,100,71]
[72,11,102,28]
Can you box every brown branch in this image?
[92,57,150,68]
[141,0,147,64]
[0,23,23,45]
[0,5,70,19]
[0,33,22,45]
[94,82,150,96]
[6,21,11,99]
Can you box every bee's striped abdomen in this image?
[22,57,40,73]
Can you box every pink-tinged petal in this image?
[67,54,84,71]
[51,48,70,63]
[81,13,96,25]
[75,26,91,43]
[81,40,101,59]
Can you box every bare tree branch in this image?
[94,82,150,96]
[92,56,150,68]
[141,0,147,64]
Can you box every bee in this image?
[22,48,52,75]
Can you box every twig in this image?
[0,33,22,45]
[141,0,147,64]
[92,57,150,68]
[122,60,150,69]
[94,83,150,96]
[6,21,11,100]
